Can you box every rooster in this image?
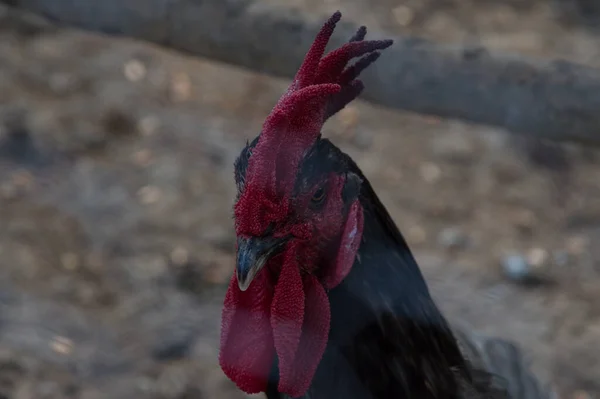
[219,11,554,399]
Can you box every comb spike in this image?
[324,80,364,121]
[339,51,381,85]
[315,39,393,85]
[293,11,342,89]
[349,26,367,42]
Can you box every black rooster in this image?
[219,11,554,399]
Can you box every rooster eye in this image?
[311,187,326,205]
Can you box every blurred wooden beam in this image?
[3,0,600,144]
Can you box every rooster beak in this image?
[236,235,289,291]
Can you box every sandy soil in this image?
[0,1,599,398]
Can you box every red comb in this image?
[262,11,393,139]
[234,11,392,237]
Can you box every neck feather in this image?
[320,167,471,398]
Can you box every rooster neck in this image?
[305,169,472,399]
[264,158,474,399]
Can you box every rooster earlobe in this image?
[342,172,363,204]
[322,199,364,290]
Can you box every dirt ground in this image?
[0,1,599,398]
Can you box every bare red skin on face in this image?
[219,10,390,398]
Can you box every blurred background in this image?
[0,0,599,398]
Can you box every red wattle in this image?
[219,271,274,394]
[280,274,331,397]
[271,244,306,393]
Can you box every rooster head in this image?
[219,11,392,397]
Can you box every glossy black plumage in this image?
[235,138,553,399]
